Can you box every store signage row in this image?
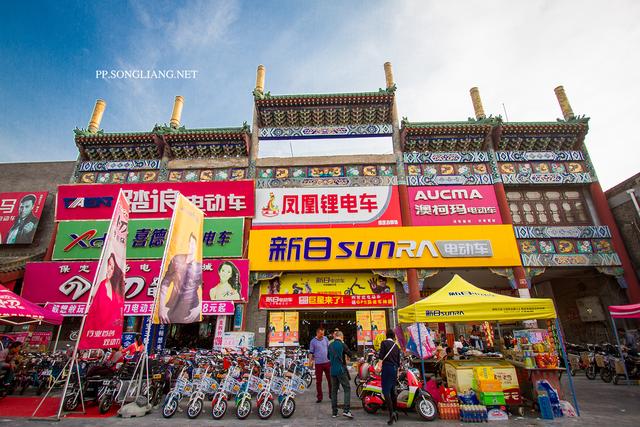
[248,225,521,271]
[55,181,254,221]
[78,160,161,172]
[408,186,502,226]
[53,218,244,260]
[253,186,401,228]
[0,192,47,245]
[23,259,249,311]
[260,272,396,295]
[259,293,395,309]
[44,300,234,317]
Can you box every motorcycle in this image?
[361,367,437,421]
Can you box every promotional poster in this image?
[153,194,205,325]
[0,192,47,245]
[78,190,129,350]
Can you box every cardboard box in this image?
[445,360,519,393]
[476,379,502,392]
[479,391,506,406]
[473,366,495,381]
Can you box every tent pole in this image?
[609,315,630,384]
[555,318,580,416]
[53,324,62,353]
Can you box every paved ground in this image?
[2,371,640,426]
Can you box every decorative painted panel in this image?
[257,164,393,179]
[495,151,584,162]
[403,151,488,164]
[498,135,578,151]
[407,174,494,186]
[518,238,615,255]
[259,124,392,139]
[514,226,611,239]
[406,163,489,177]
[522,253,621,267]
[255,176,397,188]
[404,136,485,152]
[501,172,592,184]
[167,168,247,182]
[78,160,161,172]
[79,170,159,184]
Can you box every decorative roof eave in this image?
[254,88,395,108]
[74,123,251,146]
[500,117,589,135]
[401,118,496,137]
[0,251,46,274]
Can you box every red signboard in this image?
[408,185,502,226]
[55,181,254,221]
[0,192,47,245]
[259,293,395,310]
[23,259,249,316]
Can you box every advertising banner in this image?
[283,311,299,347]
[154,194,204,325]
[23,260,243,315]
[8,332,52,350]
[213,316,227,349]
[55,181,254,221]
[248,225,522,271]
[268,312,284,347]
[259,272,395,296]
[221,332,255,349]
[53,218,243,260]
[253,186,401,228]
[370,310,387,343]
[78,190,129,350]
[0,191,47,245]
[356,311,372,346]
[408,186,502,226]
[259,293,395,310]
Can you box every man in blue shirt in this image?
[309,327,331,403]
[328,330,353,419]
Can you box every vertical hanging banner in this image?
[370,310,387,343]
[153,193,205,324]
[283,311,299,347]
[356,311,372,346]
[268,312,285,347]
[78,191,130,350]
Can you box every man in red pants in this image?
[309,327,331,403]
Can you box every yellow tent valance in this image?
[398,274,556,324]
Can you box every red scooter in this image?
[361,367,437,421]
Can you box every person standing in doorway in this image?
[328,330,353,419]
[309,327,331,403]
[379,329,401,425]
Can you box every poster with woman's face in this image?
[203,259,249,302]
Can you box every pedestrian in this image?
[379,329,401,425]
[309,327,331,403]
[328,330,353,419]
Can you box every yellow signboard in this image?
[259,272,396,296]
[248,225,521,271]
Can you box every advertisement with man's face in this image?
[0,192,47,245]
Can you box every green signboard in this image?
[53,218,244,260]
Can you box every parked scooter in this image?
[361,366,437,421]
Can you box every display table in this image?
[510,361,565,403]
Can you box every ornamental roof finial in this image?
[88,99,106,133]
[170,96,184,129]
[554,85,575,121]
[469,87,485,120]
[255,64,266,94]
[384,62,394,90]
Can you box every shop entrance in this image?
[299,310,357,350]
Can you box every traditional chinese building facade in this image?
[4,63,637,348]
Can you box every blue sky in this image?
[1,0,639,189]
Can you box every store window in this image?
[505,189,591,226]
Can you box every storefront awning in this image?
[0,284,63,325]
[609,303,640,319]
[398,274,556,323]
